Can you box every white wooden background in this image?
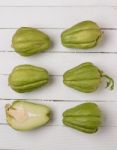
[0,0,117,150]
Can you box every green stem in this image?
[101,74,114,90]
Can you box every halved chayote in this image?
[61,20,103,49]
[5,100,51,131]
[63,62,114,93]
[8,64,49,93]
[12,27,51,56]
[63,102,102,133]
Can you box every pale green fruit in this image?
[63,102,102,133]
[5,100,51,131]
[61,21,103,49]
[63,62,114,93]
[12,27,51,56]
[8,64,49,93]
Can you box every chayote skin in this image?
[12,27,51,56]
[8,64,49,93]
[63,62,114,93]
[63,102,102,133]
[61,20,103,49]
[5,100,51,131]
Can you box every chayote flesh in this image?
[5,100,51,131]
[8,64,49,93]
[63,62,114,93]
[63,102,102,133]
[61,20,103,49]
[12,27,51,56]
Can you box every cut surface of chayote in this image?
[5,100,51,131]
[63,62,114,93]
[63,102,102,133]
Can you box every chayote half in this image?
[8,64,49,93]
[12,27,51,56]
[63,102,102,133]
[5,100,51,131]
[63,62,114,93]
[61,20,103,49]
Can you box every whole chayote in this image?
[61,20,103,49]
[63,102,102,133]
[8,65,49,93]
[12,27,51,56]
[63,62,114,93]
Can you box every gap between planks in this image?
[0,123,117,127]
[0,98,117,102]
[0,51,117,54]
[0,5,116,8]
[0,27,116,30]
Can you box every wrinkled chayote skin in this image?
[63,102,102,133]
[61,20,103,49]
[12,27,51,56]
[8,64,49,93]
[63,62,114,93]
[5,100,51,131]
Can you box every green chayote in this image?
[5,100,51,131]
[63,62,114,93]
[61,20,103,49]
[12,27,51,56]
[8,64,49,93]
[63,102,102,133]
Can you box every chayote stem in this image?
[101,74,114,90]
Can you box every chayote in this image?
[12,27,51,56]
[61,20,103,49]
[8,64,49,93]
[63,102,102,133]
[63,62,114,93]
[5,100,51,131]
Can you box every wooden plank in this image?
[0,29,117,53]
[0,0,116,6]
[0,7,117,28]
[0,125,116,150]
[0,53,116,100]
[0,53,116,75]
[1,100,117,127]
[0,74,116,101]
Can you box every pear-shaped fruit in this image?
[8,64,49,93]
[63,102,102,133]
[5,100,51,131]
[63,62,114,93]
[12,27,51,56]
[61,20,103,49]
